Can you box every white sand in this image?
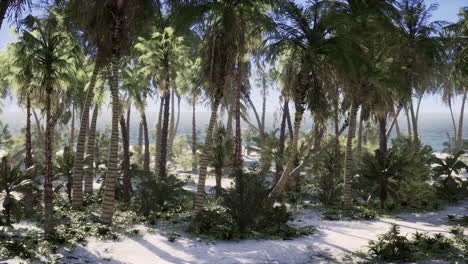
[47,200,465,264]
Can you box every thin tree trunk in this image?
[404,104,412,138]
[84,106,98,195]
[379,115,387,153]
[269,105,304,199]
[448,99,458,140]
[174,93,181,141]
[120,114,131,201]
[286,103,294,141]
[226,103,233,137]
[246,96,265,147]
[215,167,222,199]
[167,88,175,161]
[100,18,121,225]
[409,99,419,147]
[395,116,401,138]
[194,98,220,212]
[276,100,288,181]
[457,90,467,151]
[357,110,364,154]
[154,97,164,176]
[24,95,34,217]
[69,105,75,148]
[192,96,197,172]
[126,107,130,143]
[138,120,143,150]
[158,88,171,179]
[72,64,99,209]
[233,64,243,175]
[44,89,55,236]
[343,103,358,208]
[142,111,150,177]
[386,105,402,139]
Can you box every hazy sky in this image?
[0,0,466,115]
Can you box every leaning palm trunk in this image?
[158,90,171,179]
[138,120,143,150]
[24,95,34,217]
[84,106,98,195]
[100,19,121,225]
[192,96,197,172]
[343,104,358,208]
[194,98,220,213]
[72,64,99,209]
[154,97,164,176]
[386,105,402,139]
[269,105,304,199]
[448,99,457,141]
[404,104,412,138]
[120,114,131,201]
[457,90,467,151]
[276,100,288,181]
[141,111,150,177]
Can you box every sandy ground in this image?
[4,152,468,264]
[44,199,465,264]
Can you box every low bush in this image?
[367,224,465,262]
[187,206,238,240]
[321,206,378,221]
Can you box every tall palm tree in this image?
[17,12,79,235]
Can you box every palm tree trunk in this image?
[138,120,143,150]
[448,99,457,140]
[192,96,197,172]
[379,115,387,153]
[174,93,181,141]
[409,99,419,147]
[44,89,55,236]
[233,65,243,175]
[142,111,150,177]
[154,97,164,176]
[343,103,358,208]
[126,107,130,142]
[357,110,364,154]
[69,105,75,147]
[24,94,34,217]
[387,105,402,139]
[100,18,121,225]
[0,0,10,32]
[404,104,412,138]
[457,90,467,151]
[276,100,288,181]
[72,64,99,209]
[167,88,175,161]
[84,106,98,195]
[158,89,171,179]
[194,98,220,213]
[269,105,304,199]
[226,103,233,137]
[120,114,131,201]
[215,167,222,199]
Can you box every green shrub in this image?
[367,224,464,262]
[188,206,239,240]
[307,144,344,206]
[322,206,378,221]
[131,174,190,219]
[432,151,468,201]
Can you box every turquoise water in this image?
[1,111,466,152]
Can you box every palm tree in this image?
[17,12,79,235]
[392,0,441,148]
[136,25,187,179]
[0,0,31,31]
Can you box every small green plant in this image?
[322,206,378,221]
[432,151,468,201]
[188,206,239,240]
[0,155,32,226]
[368,224,412,261]
[54,146,75,203]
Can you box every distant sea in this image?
[1,111,466,152]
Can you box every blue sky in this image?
[0,0,466,114]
